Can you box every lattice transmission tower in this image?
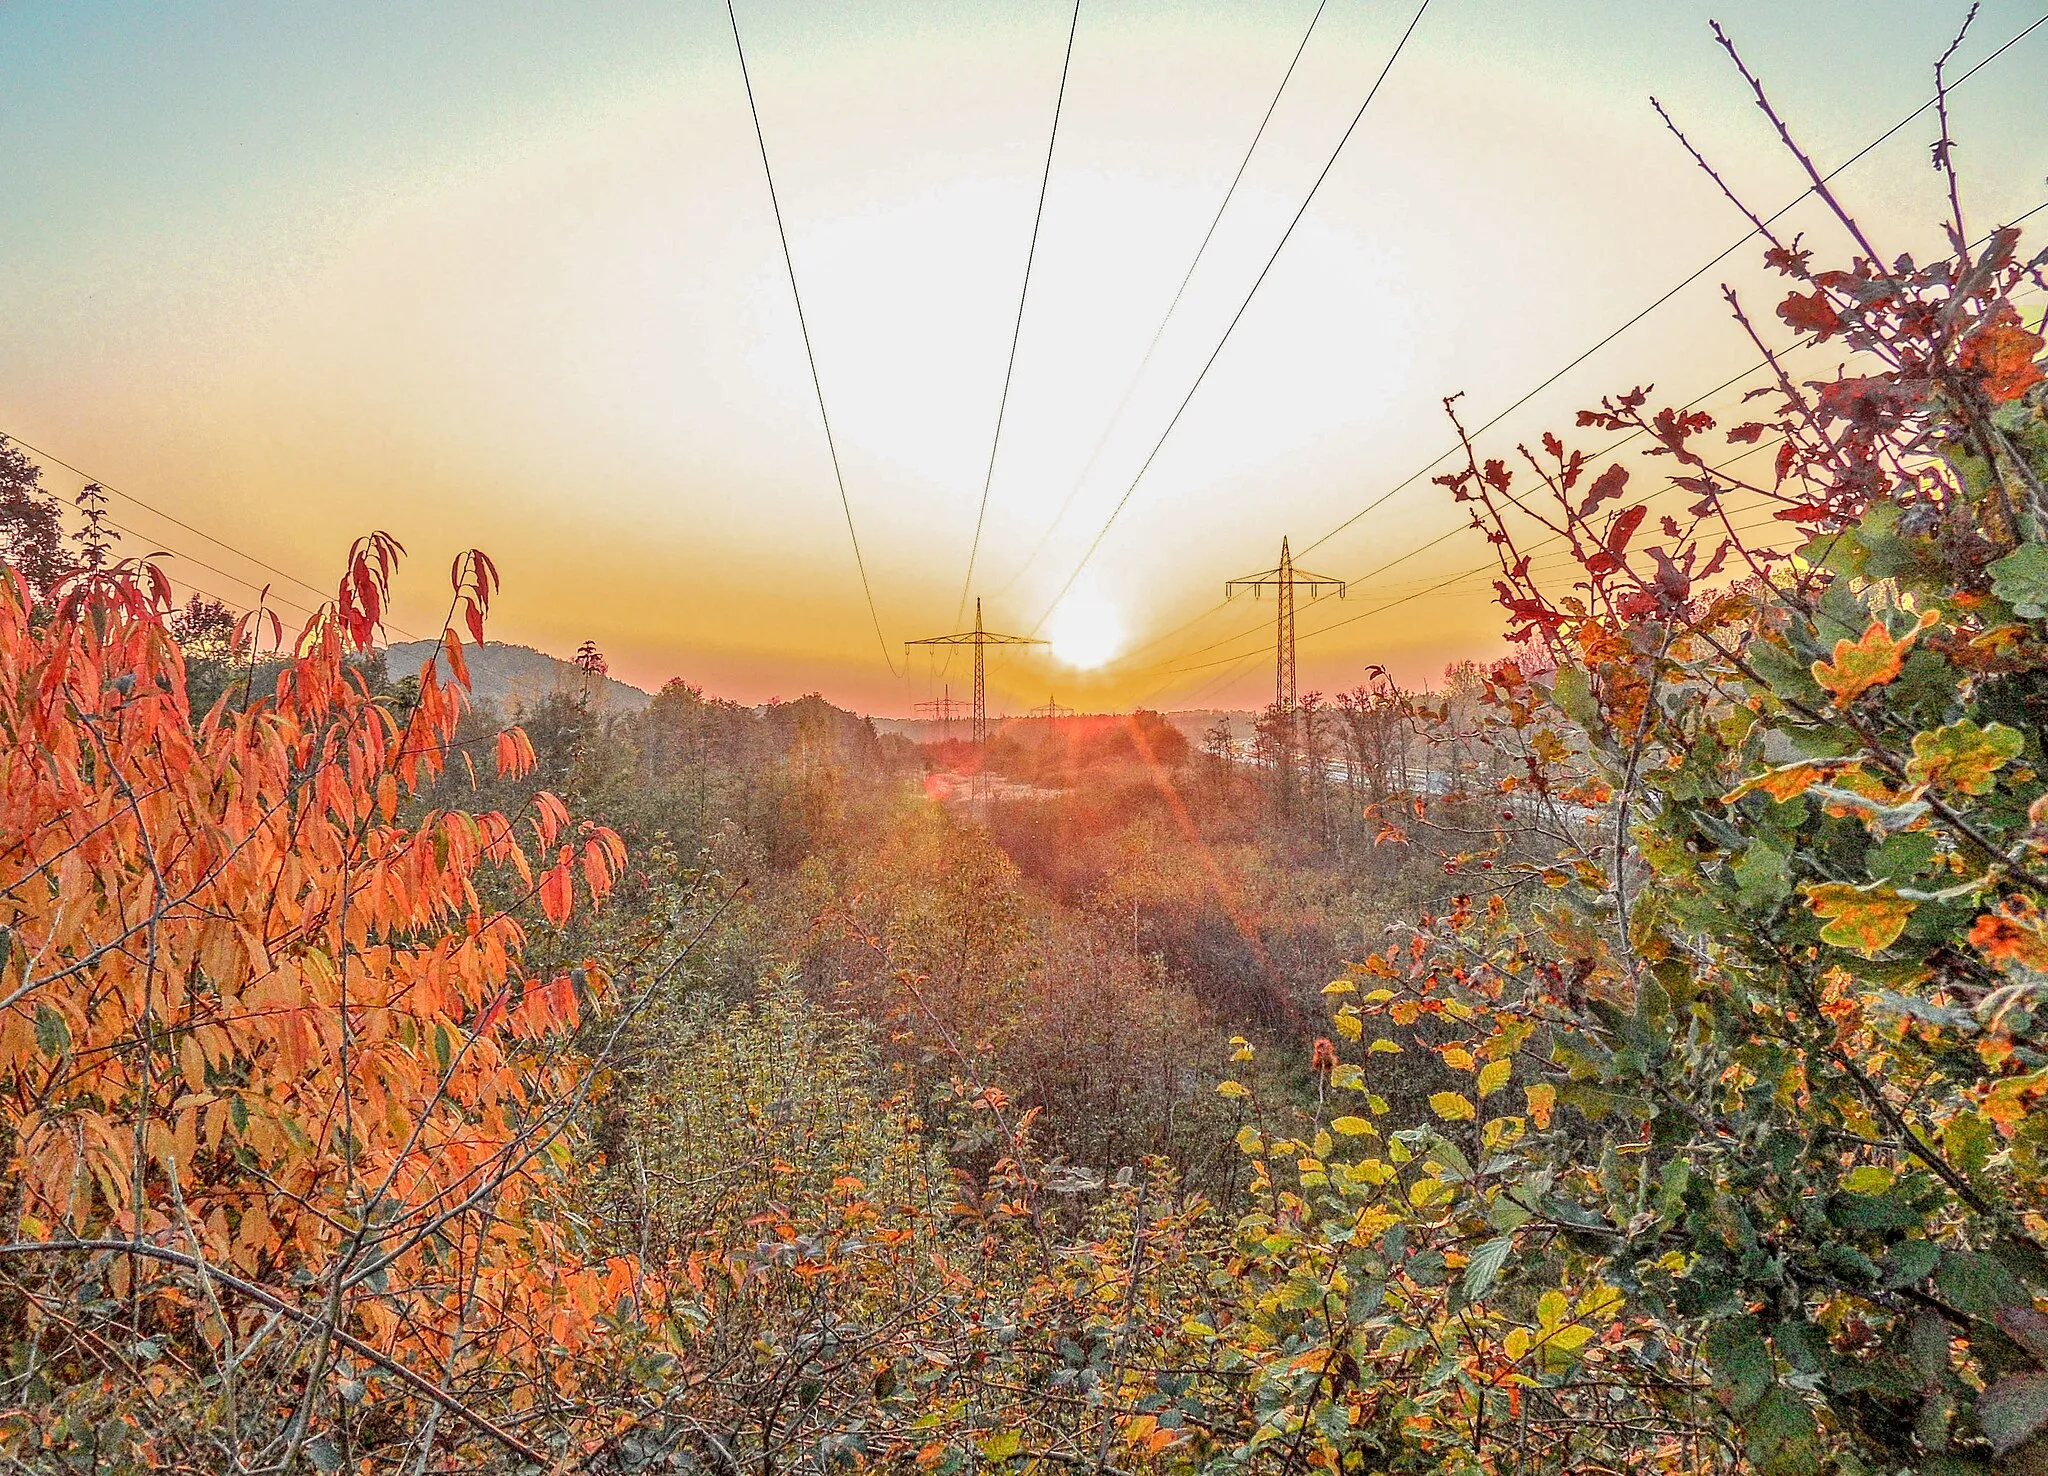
[915,685,969,741]
[1225,537,1345,712]
[906,599,1044,746]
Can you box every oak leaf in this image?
[1905,719,2023,796]
[1802,882,1915,956]
[1811,611,1937,707]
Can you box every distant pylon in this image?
[916,684,969,741]
[1225,537,1345,712]
[906,599,1045,746]
[1028,693,1075,720]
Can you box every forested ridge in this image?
[5,60,2048,1476]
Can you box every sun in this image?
[1046,584,1126,670]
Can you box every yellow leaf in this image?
[1409,1176,1451,1207]
[1547,1324,1594,1352]
[1442,1045,1476,1071]
[1330,1115,1374,1137]
[1811,610,1937,708]
[1905,718,2024,796]
[979,1430,1022,1462]
[1525,1083,1556,1129]
[1841,1164,1895,1195]
[1322,979,1356,995]
[1217,1080,1250,1098]
[1477,1059,1512,1098]
[1368,1039,1402,1055]
[1504,1327,1532,1360]
[1576,1283,1625,1321]
[1537,1290,1567,1329]
[1802,882,1916,956]
[1430,1092,1477,1123]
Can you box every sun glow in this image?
[1046,584,1126,670]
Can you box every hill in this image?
[383,640,653,714]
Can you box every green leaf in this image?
[1743,1386,1820,1475]
[1463,1234,1514,1300]
[1935,1251,2027,1314]
[1551,665,1602,734]
[33,1002,70,1059]
[1990,543,2048,619]
[305,1435,344,1474]
[1828,1190,1918,1233]
[1733,839,1791,909]
[1980,1371,2048,1456]
[2001,1307,2048,1363]
[1869,830,1937,882]
[1883,1238,1940,1290]
[1705,1316,1773,1413]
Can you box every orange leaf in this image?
[441,629,471,690]
[539,861,575,926]
[1811,611,1937,708]
[1960,305,2046,404]
[1722,758,1856,806]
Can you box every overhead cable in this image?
[726,0,900,675]
[956,0,1083,623]
[1032,0,1435,632]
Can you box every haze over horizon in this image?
[4,0,2044,716]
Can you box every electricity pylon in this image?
[1225,537,1345,713]
[916,684,969,741]
[1028,694,1075,720]
[906,599,1044,746]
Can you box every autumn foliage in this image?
[0,537,634,1469]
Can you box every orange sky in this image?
[3,1,2044,714]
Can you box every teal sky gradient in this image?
[2,2,2043,711]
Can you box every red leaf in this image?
[1578,463,1629,516]
[1605,504,1647,558]
[1778,289,1841,337]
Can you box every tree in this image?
[0,438,70,601]
[0,534,644,1471]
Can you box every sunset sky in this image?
[3,1,2044,715]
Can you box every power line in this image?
[956,0,1083,624]
[1112,186,2048,684]
[1293,6,2048,561]
[1032,0,1435,632]
[997,0,1330,597]
[2,432,335,604]
[1,433,434,639]
[725,0,899,677]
